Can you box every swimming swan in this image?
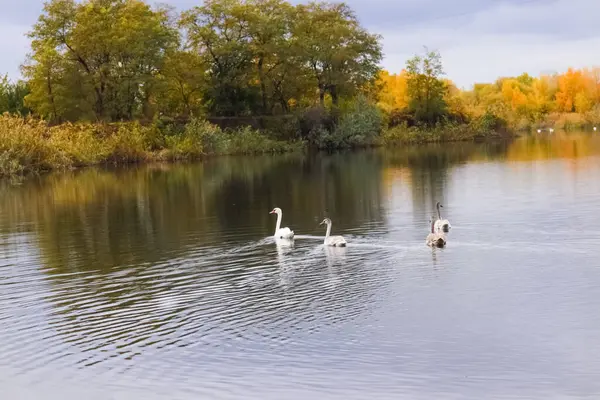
[426,217,446,248]
[320,218,347,247]
[269,207,294,239]
[434,201,451,233]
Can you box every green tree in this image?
[293,2,382,106]
[181,0,259,117]
[155,51,207,118]
[406,48,448,124]
[245,0,305,114]
[25,0,179,122]
[22,47,73,121]
[0,75,31,115]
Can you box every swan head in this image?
[436,201,443,209]
[319,218,332,226]
[269,207,282,215]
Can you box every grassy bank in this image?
[380,113,513,145]
[0,114,303,177]
[0,109,515,178]
[380,123,512,145]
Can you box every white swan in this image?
[433,201,451,233]
[319,218,347,247]
[269,207,294,239]
[426,217,446,248]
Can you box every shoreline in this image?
[0,122,519,180]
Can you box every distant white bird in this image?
[594,126,597,132]
[433,201,451,233]
[319,218,347,247]
[426,217,446,248]
[537,129,541,133]
[269,207,294,239]
[549,128,554,133]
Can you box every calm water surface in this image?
[2,132,600,399]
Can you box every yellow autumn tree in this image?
[575,92,592,113]
[443,79,467,120]
[555,68,588,112]
[375,69,408,112]
[501,79,528,113]
[529,75,553,118]
[585,67,600,103]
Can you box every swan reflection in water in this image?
[275,237,295,288]
[323,244,347,287]
[273,235,349,289]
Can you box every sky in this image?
[1,0,599,88]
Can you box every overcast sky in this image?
[1,0,598,88]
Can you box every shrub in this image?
[0,114,305,177]
[105,123,150,163]
[224,126,303,154]
[381,114,509,145]
[329,95,384,149]
[0,114,59,176]
[470,112,508,134]
[165,118,226,159]
[307,95,384,150]
[298,106,334,139]
[387,108,416,128]
[48,123,108,166]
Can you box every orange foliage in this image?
[555,68,588,112]
[376,70,408,112]
[377,65,600,127]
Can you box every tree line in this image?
[378,62,600,130]
[7,0,380,123]
[1,0,599,133]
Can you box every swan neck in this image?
[437,204,441,219]
[275,212,282,234]
[325,223,332,239]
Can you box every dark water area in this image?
[1,132,600,399]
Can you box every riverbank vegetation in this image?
[0,114,302,177]
[0,0,599,176]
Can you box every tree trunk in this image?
[319,84,326,106]
[46,69,58,123]
[330,84,339,106]
[257,56,268,114]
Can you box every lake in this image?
[2,132,600,399]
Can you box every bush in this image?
[49,122,108,166]
[470,112,508,134]
[387,108,416,128]
[105,123,150,163]
[381,114,510,146]
[0,114,59,176]
[329,95,384,149]
[298,106,334,139]
[306,96,384,149]
[165,118,229,159]
[224,125,304,154]
[165,118,304,159]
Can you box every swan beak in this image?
[269,210,275,214]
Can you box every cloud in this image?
[1,0,599,88]
[0,23,31,80]
[374,0,600,87]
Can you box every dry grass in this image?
[0,114,304,178]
